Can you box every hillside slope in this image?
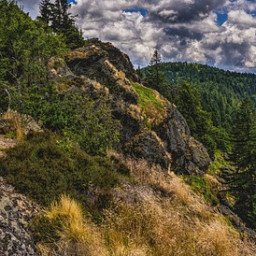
[49,39,211,175]
[1,2,256,254]
[0,40,256,255]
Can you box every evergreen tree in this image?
[172,81,217,157]
[39,0,84,49]
[39,0,52,26]
[232,97,256,169]
[150,49,161,86]
[136,65,142,83]
[0,0,66,111]
[230,97,256,228]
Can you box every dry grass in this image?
[2,110,24,140]
[37,153,256,256]
[39,195,107,256]
[104,152,256,256]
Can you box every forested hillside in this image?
[141,62,256,156]
[142,62,256,128]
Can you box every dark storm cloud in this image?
[164,27,204,41]
[145,0,227,24]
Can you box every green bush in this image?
[0,132,125,207]
[19,85,120,156]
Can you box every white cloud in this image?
[18,0,256,71]
[17,0,40,18]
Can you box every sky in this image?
[18,0,256,72]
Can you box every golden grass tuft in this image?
[42,195,107,256]
[105,152,256,256]
[2,110,24,140]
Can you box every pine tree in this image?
[137,65,142,83]
[39,0,52,26]
[230,97,256,228]
[232,97,256,170]
[39,0,84,49]
[150,49,161,86]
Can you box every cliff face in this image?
[51,39,211,174]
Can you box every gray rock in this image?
[0,177,40,255]
[155,105,211,174]
[124,130,171,170]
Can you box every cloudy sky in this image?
[18,0,256,72]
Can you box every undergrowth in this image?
[183,175,219,206]
[0,131,128,207]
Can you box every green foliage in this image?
[132,83,164,111]
[142,63,236,155]
[208,150,230,175]
[19,84,120,155]
[39,0,84,49]
[0,1,118,156]
[0,0,67,111]
[0,132,124,207]
[143,65,166,90]
[142,62,256,129]
[32,215,61,244]
[169,81,221,157]
[231,97,256,170]
[131,83,166,127]
[183,175,218,206]
[229,98,256,229]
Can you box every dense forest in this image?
[141,62,256,154]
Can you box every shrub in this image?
[0,131,123,207]
[20,86,120,156]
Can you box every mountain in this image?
[141,62,256,128]
[63,39,210,174]
[1,1,256,255]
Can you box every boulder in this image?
[155,105,211,174]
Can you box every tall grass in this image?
[37,195,107,256]
[35,153,256,256]
[2,110,24,140]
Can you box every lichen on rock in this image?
[0,177,40,255]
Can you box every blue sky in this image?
[216,12,228,26]
[68,0,77,4]
[20,0,256,72]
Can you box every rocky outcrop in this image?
[124,130,172,170]
[156,105,210,174]
[0,177,40,255]
[61,39,211,174]
[66,39,138,103]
